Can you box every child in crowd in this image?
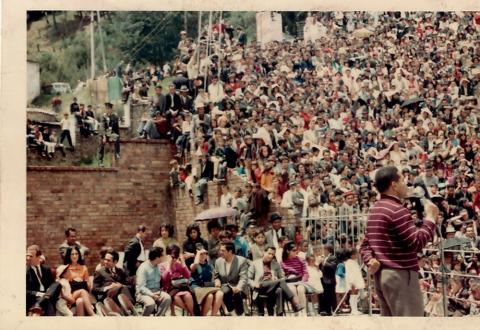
[249,230,266,261]
[335,249,348,312]
[344,248,365,315]
[305,254,324,315]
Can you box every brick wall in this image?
[27,98,301,271]
[27,140,176,272]
[172,171,301,244]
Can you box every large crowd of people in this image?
[27,11,480,316]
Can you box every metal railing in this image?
[300,213,480,317]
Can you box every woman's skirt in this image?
[193,287,220,304]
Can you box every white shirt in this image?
[33,265,45,292]
[61,118,70,130]
[225,259,233,275]
[138,239,146,262]
[208,82,225,103]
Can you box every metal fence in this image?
[301,213,368,256]
[300,214,480,317]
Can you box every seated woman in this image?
[56,264,91,316]
[160,244,196,316]
[182,223,208,269]
[153,223,179,252]
[61,246,95,316]
[190,246,224,316]
[280,241,308,315]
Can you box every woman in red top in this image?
[160,244,195,316]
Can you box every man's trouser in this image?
[374,268,424,316]
[221,285,245,315]
[256,278,295,315]
[136,291,171,316]
[319,282,336,315]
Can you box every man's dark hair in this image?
[107,250,120,263]
[65,227,76,237]
[99,246,113,259]
[149,247,164,260]
[137,224,147,233]
[219,230,232,240]
[207,219,221,233]
[220,241,235,253]
[226,224,239,232]
[265,245,276,252]
[374,166,401,193]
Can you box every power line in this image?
[126,12,175,60]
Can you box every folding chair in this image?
[118,293,139,316]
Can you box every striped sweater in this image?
[360,195,436,271]
[281,256,309,282]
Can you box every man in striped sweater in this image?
[360,166,439,316]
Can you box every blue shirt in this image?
[136,260,161,297]
[233,235,249,257]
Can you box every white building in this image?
[256,12,283,47]
[27,61,41,104]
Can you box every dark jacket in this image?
[321,254,338,286]
[166,93,182,111]
[152,93,167,114]
[179,94,193,111]
[124,236,142,277]
[199,160,214,181]
[92,266,128,300]
[26,264,57,312]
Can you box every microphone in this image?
[407,185,441,235]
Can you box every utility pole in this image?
[197,11,202,78]
[184,11,188,33]
[90,11,96,80]
[97,11,107,73]
[218,11,222,80]
[204,11,213,89]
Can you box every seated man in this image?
[248,245,303,315]
[92,250,133,303]
[193,152,214,205]
[265,213,294,250]
[214,241,249,316]
[59,227,90,263]
[26,245,61,316]
[135,247,172,316]
[138,112,168,139]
